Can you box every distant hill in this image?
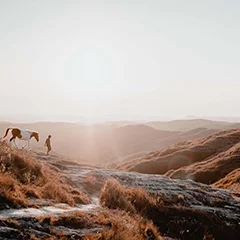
[227,123,240,129]
[146,119,233,131]
[92,121,138,128]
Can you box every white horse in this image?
[1,127,39,150]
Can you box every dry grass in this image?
[0,142,90,208]
[0,174,28,209]
[100,180,136,213]
[85,211,161,240]
[0,142,42,184]
[37,210,162,240]
[100,180,156,215]
[213,168,240,193]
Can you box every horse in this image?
[1,127,39,150]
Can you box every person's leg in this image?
[47,146,51,155]
[49,146,52,155]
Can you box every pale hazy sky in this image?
[0,0,239,122]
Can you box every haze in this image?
[1,0,240,122]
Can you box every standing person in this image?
[45,135,52,155]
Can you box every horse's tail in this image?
[2,128,12,140]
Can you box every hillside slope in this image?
[121,129,240,180]
[166,143,240,184]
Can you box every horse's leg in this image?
[15,133,23,149]
[13,139,18,149]
[22,141,26,149]
[10,136,17,148]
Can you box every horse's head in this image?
[32,132,39,142]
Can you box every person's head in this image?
[48,135,51,139]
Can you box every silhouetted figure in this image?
[45,135,52,155]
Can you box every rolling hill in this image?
[119,129,240,190]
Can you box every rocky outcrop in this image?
[66,165,240,239]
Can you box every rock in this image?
[0,226,23,239]
[86,169,240,239]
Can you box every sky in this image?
[0,0,240,122]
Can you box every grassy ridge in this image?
[0,142,90,208]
